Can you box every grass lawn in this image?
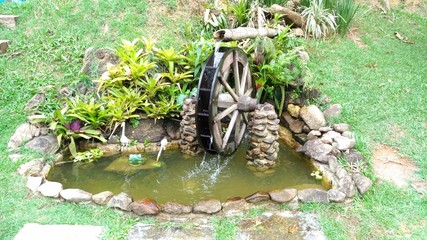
[1,0,426,239]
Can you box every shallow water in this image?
[48,141,327,205]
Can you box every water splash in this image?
[181,152,232,191]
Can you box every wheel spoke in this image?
[212,120,223,149]
[242,112,249,125]
[220,76,239,101]
[214,104,238,123]
[244,88,253,96]
[240,61,249,96]
[222,110,239,150]
[233,52,241,96]
[234,114,246,145]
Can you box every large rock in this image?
[327,189,346,203]
[79,47,120,77]
[92,191,114,205]
[107,192,133,211]
[333,135,355,151]
[323,104,342,121]
[26,176,43,193]
[298,189,329,203]
[338,175,357,198]
[289,119,305,134]
[343,150,366,166]
[162,202,192,214]
[38,181,63,198]
[245,191,270,203]
[222,197,249,213]
[60,189,93,203]
[124,118,166,143]
[287,104,300,118]
[8,123,40,150]
[17,158,45,176]
[332,123,350,133]
[269,188,297,203]
[193,199,222,214]
[130,198,160,215]
[165,119,181,140]
[24,135,59,155]
[297,140,333,163]
[24,93,45,112]
[299,105,326,130]
[352,173,372,194]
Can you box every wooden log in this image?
[213,27,278,42]
[265,4,305,28]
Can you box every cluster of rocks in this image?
[282,103,373,201]
[179,98,203,155]
[8,122,58,160]
[246,103,280,169]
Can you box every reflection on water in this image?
[48,141,327,205]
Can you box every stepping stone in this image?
[0,40,9,54]
[128,223,215,240]
[0,15,19,28]
[236,211,327,240]
[14,223,105,240]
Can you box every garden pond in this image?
[48,141,328,205]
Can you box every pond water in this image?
[48,141,328,205]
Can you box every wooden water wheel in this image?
[196,47,257,156]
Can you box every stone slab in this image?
[128,223,215,240]
[14,223,104,240]
[1,40,10,54]
[0,15,18,28]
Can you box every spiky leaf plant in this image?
[301,0,337,39]
[335,0,359,36]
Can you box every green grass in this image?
[1,0,427,240]
[304,6,427,239]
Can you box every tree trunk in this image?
[213,27,278,42]
[265,4,305,28]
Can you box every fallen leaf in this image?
[394,32,415,44]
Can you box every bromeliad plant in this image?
[49,107,107,157]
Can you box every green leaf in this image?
[69,137,77,157]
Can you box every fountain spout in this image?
[156,137,168,162]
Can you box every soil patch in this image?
[348,28,367,48]
[372,144,418,187]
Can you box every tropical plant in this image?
[301,0,337,39]
[335,0,359,36]
[183,36,214,82]
[49,107,107,157]
[66,95,109,129]
[228,0,251,27]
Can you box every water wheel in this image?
[196,47,257,156]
